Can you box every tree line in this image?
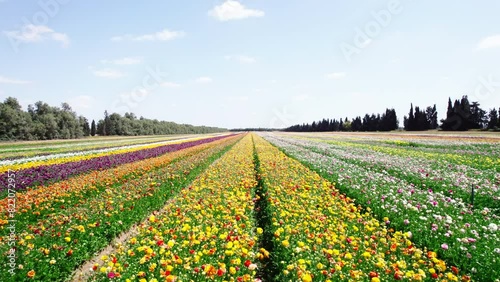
[0,97,226,141]
[285,108,399,132]
[286,96,499,132]
[440,96,498,131]
[404,96,499,131]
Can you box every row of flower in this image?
[88,134,261,281]
[0,134,234,191]
[296,132,500,157]
[253,134,468,281]
[0,135,240,226]
[278,135,499,210]
[0,134,241,281]
[0,135,195,161]
[292,133,500,172]
[263,133,498,281]
[0,136,203,169]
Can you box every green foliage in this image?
[441,96,488,131]
[285,108,398,132]
[0,97,227,141]
[95,111,226,136]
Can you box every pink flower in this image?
[441,243,449,250]
[107,272,116,279]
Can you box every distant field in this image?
[0,134,225,160]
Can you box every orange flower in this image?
[27,270,36,279]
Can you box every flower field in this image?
[2,132,499,281]
[261,132,499,281]
[0,134,233,191]
[0,135,200,161]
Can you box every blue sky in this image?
[1,0,500,129]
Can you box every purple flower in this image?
[0,134,236,191]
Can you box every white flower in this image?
[488,223,498,232]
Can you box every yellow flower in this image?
[302,273,312,282]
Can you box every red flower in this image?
[394,272,403,280]
[244,260,252,267]
[369,271,378,278]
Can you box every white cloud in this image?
[196,76,213,83]
[3,24,69,47]
[477,35,500,50]
[111,29,185,41]
[209,0,264,21]
[325,72,346,80]
[91,68,125,79]
[68,95,95,110]
[161,82,181,88]
[0,75,32,84]
[101,57,143,65]
[225,55,256,64]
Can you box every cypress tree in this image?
[91,120,96,136]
